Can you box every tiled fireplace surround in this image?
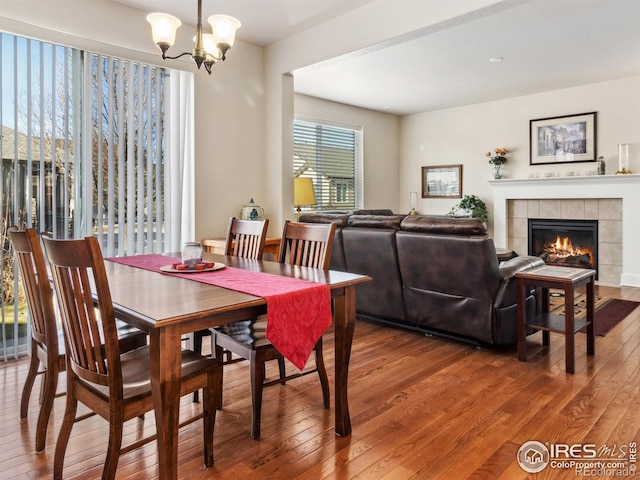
[509,198,620,284]
[490,175,640,287]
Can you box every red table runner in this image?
[106,254,332,370]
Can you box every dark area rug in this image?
[549,293,640,336]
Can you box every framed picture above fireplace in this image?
[530,111,597,165]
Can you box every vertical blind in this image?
[84,52,167,258]
[293,119,363,212]
[1,35,78,359]
[1,32,180,359]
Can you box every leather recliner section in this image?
[342,217,408,324]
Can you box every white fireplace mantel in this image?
[490,174,640,287]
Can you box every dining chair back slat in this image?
[224,217,269,259]
[278,221,336,269]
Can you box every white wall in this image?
[192,42,265,240]
[399,76,640,233]
[295,95,400,211]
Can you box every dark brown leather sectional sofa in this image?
[300,211,544,346]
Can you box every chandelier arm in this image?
[162,51,193,61]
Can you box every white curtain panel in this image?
[167,70,195,253]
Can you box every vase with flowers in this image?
[486,147,509,179]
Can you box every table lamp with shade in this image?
[294,177,317,221]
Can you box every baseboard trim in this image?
[621,273,640,288]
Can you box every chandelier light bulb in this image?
[200,34,223,60]
[208,15,241,58]
[146,13,182,49]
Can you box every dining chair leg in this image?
[213,341,225,410]
[35,367,58,452]
[20,344,40,419]
[203,369,219,467]
[191,331,206,403]
[277,358,287,385]
[314,340,330,409]
[53,390,78,480]
[193,330,204,356]
[249,352,266,439]
[103,417,125,480]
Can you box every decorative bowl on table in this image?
[160,262,225,273]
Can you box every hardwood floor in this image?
[1,284,639,479]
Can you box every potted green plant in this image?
[448,194,488,223]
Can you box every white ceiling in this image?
[110,0,374,46]
[112,0,640,116]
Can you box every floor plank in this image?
[1,284,639,479]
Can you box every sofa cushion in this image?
[347,214,405,230]
[351,209,394,216]
[400,215,487,235]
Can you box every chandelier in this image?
[146,0,241,75]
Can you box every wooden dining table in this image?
[102,253,370,480]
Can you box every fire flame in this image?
[543,234,594,267]
[550,235,580,256]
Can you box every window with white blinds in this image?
[1,32,189,359]
[293,119,363,212]
[84,52,167,258]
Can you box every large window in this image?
[1,32,192,359]
[293,119,363,213]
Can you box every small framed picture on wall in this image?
[422,164,462,198]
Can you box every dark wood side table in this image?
[516,265,596,374]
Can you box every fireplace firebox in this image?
[528,219,598,277]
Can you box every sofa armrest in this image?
[495,256,545,308]
[498,255,545,281]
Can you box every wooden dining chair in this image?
[41,235,222,480]
[8,227,147,453]
[212,220,336,439]
[192,217,269,401]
